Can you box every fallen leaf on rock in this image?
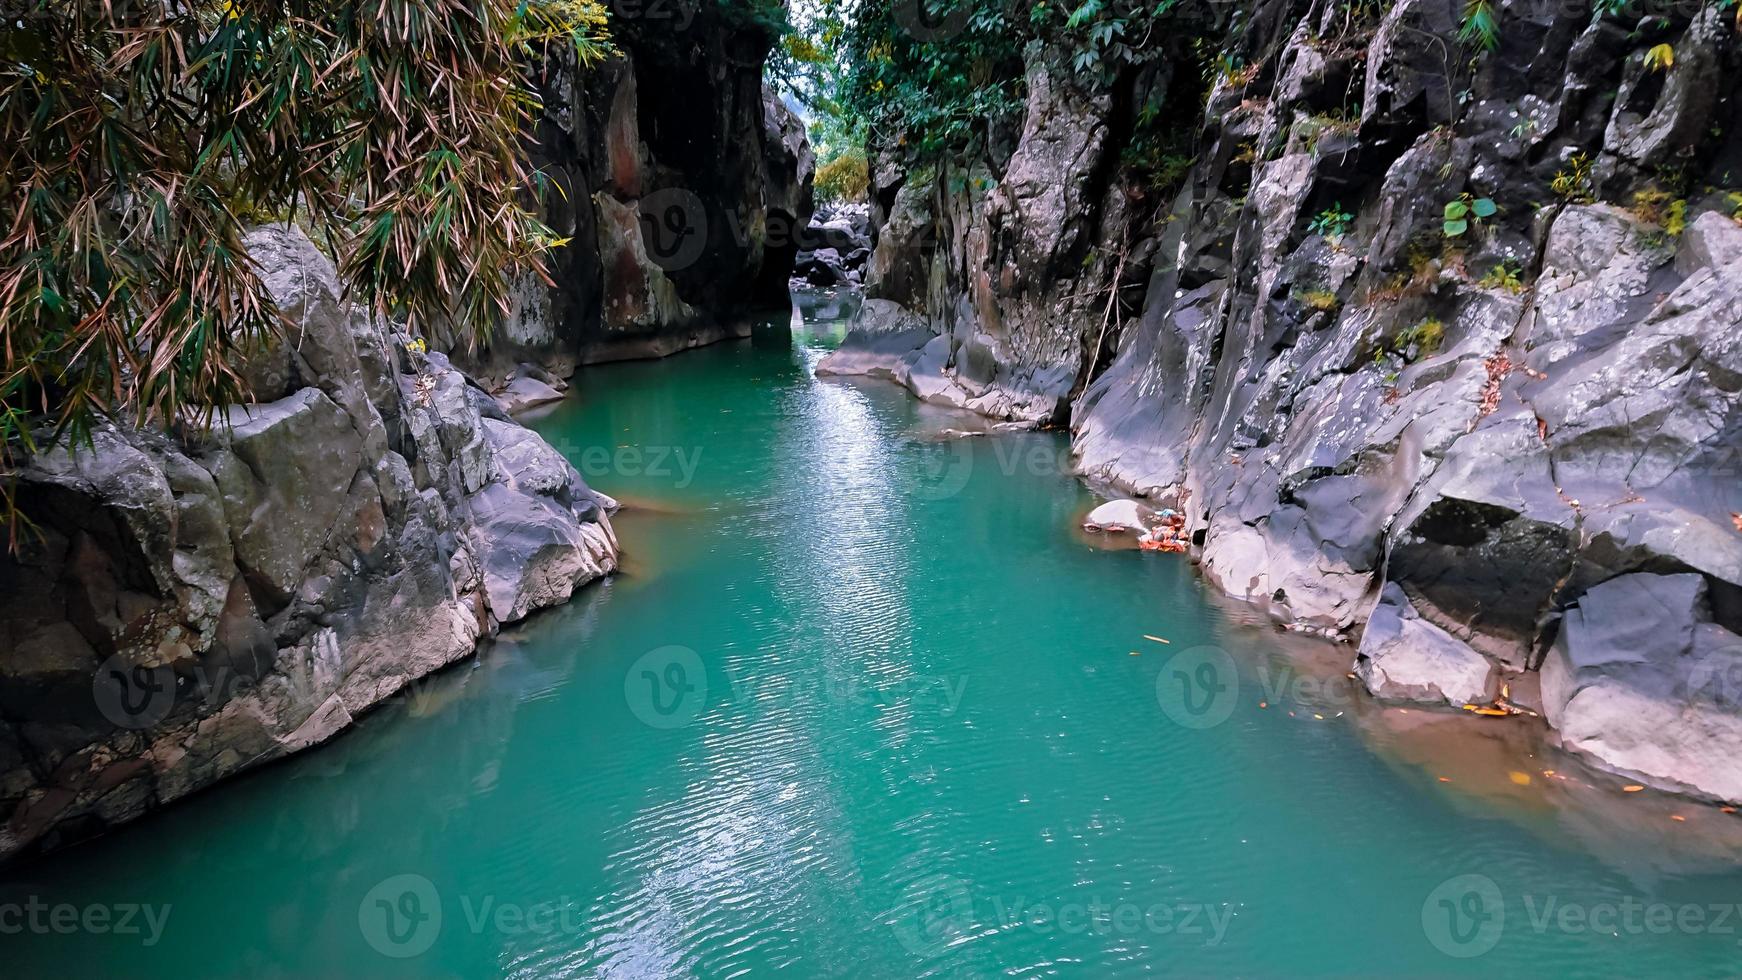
[1509,771,1532,786]
[1733,513,1742,533]
[1624,785,1645,793]
[1672,815,1687,822]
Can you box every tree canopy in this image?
[788,0,1231,167]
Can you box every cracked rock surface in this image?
[0,226,619,861]
[827,0,1742,800]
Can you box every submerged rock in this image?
[1540,574,1742,802]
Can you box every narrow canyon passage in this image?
[7,294,1742,977]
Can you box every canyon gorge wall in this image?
[0,226,622,861]
[0,14,810,862]
[453,5,814,388]
[822,0,1742,802]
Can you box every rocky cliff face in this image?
[817,46,1162,422]
[0,226,619,861]
[454,7,814,386]
[825,0,1742,802]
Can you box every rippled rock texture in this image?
[0,226,620,861]
[826,0,1742,800]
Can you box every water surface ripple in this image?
[7,293,1742,978]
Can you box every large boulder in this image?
[815,299,936,381]
[822,45,1145,425]
[1082,499,1157,534]
[1356,585,1496,706]
[207,389,364,607]
[0,225,620,861]
[1540,574,1742,801]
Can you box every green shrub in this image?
[1630,189,1687,236]
[1478,262,1526,294]
[1309,204,1354,242]
[1443,194,1497,237]
[1551,152,1595,203]
[1398,318,1445,357]
[815,151,870,204]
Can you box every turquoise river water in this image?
[8,291,1742,977]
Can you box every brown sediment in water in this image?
[1358,705,1742,874]
[602,493,702,516]
[1197,590,1742,874]
[1072,524,1148,552]
[596,500,762,587]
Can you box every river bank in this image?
[8,291,1742,976]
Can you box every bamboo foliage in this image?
[0,0,611,470]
